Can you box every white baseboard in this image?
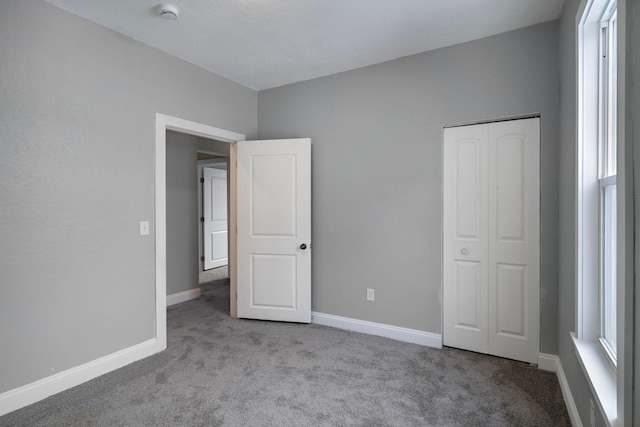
[0,339,157,417]
[537,353,582,427]
[537,353,559,372]
[311,312,442,348]
[166,287,201,307]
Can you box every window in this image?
[575,0,622,424]
[598,3,617,365]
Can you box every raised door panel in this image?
[251,254,297,309]
[455,140,482,240]
[496,136,525,242]
[495,263,526,337]
[454,261,483,331]
[251,155,296,237]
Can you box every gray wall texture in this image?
[166,132,199,296]
[258,22,560,353]
[632,0,640,422]
[0,0,256,394]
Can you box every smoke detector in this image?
[159,5,179,20]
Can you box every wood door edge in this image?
[229,144,238,318]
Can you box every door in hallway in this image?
[203,166,228,270]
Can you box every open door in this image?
[203,166,228,270]
[236,138,311,323]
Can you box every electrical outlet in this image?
[590,399,595,427]
[139,221,150,236]
[366,288,375,302]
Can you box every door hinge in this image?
[200,177,205,183]
[200,256,204,262]
[200,217,205,222]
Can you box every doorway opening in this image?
[166,134,231,306]
[155,113,245,353]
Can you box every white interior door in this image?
[236,138,311,323]
[443,118,540,364]
[443,123,490,354]
[203,167,228,270]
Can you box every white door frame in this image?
[155,113,245,352]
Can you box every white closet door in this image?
[487,118,540,364]
[443,118,540,364]
[443,123,490,353]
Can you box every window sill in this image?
[571,332,617,427]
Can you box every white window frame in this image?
[597,4,617,366]
[598,174,616,363]
[574,0,627,426]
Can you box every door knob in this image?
[300,243,307,250]
[460,248,469,255]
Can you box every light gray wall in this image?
[632,0,640,422]
[258,22,560,352]
[166,132,198,296]
[0,0,256,394]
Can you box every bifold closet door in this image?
[443,123,490,354]
[443,118,540,364]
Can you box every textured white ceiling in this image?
[44,0,564,90]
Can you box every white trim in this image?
[443,113,541,129]
[537,353,583,427]
[576,0,604,342]
[166,288,201,307]
[0,339,156,417]
[160,114,245,142]
[537,353,560,372]
[556,355,584,427]
[311,312,442,348]
[154,113,245,353]
[573,333,617,426]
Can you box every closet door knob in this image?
[300,243,307,250]
[460,248,469,255]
